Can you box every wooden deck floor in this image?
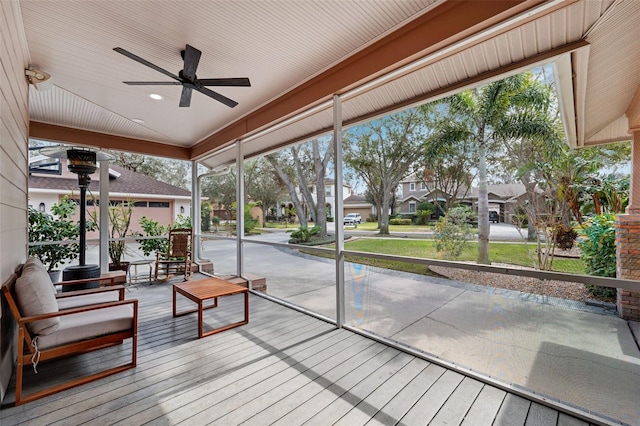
[1,281,597,425]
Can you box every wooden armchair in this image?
[155,228,193,281]
[2,258,137,405]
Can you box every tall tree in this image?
[266,137,333,236]
[110,151,191,189]
[266,153,308,228]
[420,108,477,211]
[244,158,286,224]
[201,168,237,220]
[437,73,558,264]
[493,73,564,239]
[343,108,428,235]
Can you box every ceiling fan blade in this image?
[123,81,182,85]
[179,86,193,107]
[114,47,180,81]
[182,44,201,81]
[197,78,251,87]
[196,87,238,108]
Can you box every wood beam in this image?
[29,122,190,160]
[190,0,548,159]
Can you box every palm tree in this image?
[435,73,559,264]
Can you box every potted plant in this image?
[28,196,80,282]
[89,198,135,271]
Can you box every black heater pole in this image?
[78,174,89,266]
[41,147,106,292]
[67,149,97,269]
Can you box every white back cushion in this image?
[15,258,60,335]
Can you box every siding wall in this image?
[0,0,30,402]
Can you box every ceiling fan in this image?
[113,44,250,108]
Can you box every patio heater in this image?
[40,146,113,290]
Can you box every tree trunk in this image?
[379,189,391,235]
[313,139,332,237]
[266,156,307,228]
[291,146,317,224]
[477,143,490,264]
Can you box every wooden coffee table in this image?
[172,277,249,338]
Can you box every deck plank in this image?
[272,347,400,425]
[366,362,446,426]
[428,377,484,425]
[525,402,559,426]
[0,280,595,426]
[494,393,531,426]
[461,384,507,425]
[399,369,464,425]
[304,352,415,425]
[334,357,430,426]
[241,339,387,425]
[557,413,589,426]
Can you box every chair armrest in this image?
[19,299,138,324]
[56,285,126,301]
[53,276,117,288]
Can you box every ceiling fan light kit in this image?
[114,44,250,108]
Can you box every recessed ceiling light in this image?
[131,118,144,124]
[149,93,163,100]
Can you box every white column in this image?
[334,94,345,328]
[191,160,201,261]
[236,142,245,280]
[99,161,109,273]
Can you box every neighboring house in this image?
[322,178,352,219]
[398,174,452,218]
[28,157,193,235]
[398,174,532,224]
[343,194,374,220]
[460,183,532,224]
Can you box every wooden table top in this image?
[173,277,248,300]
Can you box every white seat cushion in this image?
[36,304,134,350]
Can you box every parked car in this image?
[343,213,362,225]
[489,211,500,223]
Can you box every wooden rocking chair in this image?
[155,228,193,281]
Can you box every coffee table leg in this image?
[198,300,203,338]
[172,286,177,317]
[245,291,249,323]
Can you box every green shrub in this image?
[136,216,169,257]
[367,214,377,222]
[287,225,321,243]
[554,224,578,250]
[578,213,617,299]
[201,203,211,232]
[244,205,258,233]
[390,218,413,225]
[512,214,528,227]
[434,206,475,260]
[174,214,192,228]
[28,197,80,272]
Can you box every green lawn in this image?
[262,222,299,229]
[343,238,585,274]
[346,222,434,233]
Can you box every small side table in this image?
[173,278,249,338]
[128,259,154,284]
